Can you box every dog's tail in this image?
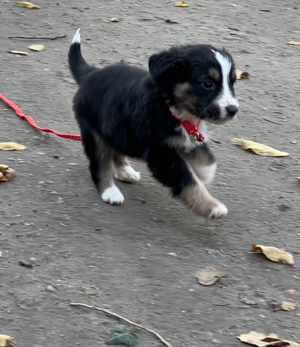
[68,29,94,85]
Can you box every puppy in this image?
[68,29,239,219]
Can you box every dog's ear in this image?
[148,52,190,83]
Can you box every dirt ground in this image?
[1,0,300,346]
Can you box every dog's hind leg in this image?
[113,153,141,184]
[80,126,124,205]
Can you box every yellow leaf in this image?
[28,44,44,51]
[0,335,15,347]
[0,165,15,182]
[252,245,294,265]
[281,302,296,311]
[18,1,40,8]
[175,2,189,7]
[231,138,289,157]
[194,267,226,286]
[0,142,27,151]
[104,17,120,23]
[236,69,250,80]
[288,41,300,45]
[238,331,300,347]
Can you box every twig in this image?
[263,117,281,125]
[70,302,173,347]
[9,34,66,40]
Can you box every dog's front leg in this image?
[182,143,217,185]
[146,146,227,219]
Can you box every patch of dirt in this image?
[0,1,300,346]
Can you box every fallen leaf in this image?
[0,335,15,347]
[28,44,44,51]
[281,302,296,311]
[0,165,15,182]
[252,245,294,265]
[0,142,27,151]
[297,177,300,182]
[194,266,226,286]
[104,17,120,23]
[231,138,289,157]
[9,51,28,55]
[238,331,300,347]
[105,324,137,347]
[165,19,179,24]
[18,1,40,9]
[288,41,300,46]
[175,1,189,7]
[236,69,250,79]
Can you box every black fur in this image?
[68,33,238,205]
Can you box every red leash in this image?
[0,93,204,143]
[0,93,81,141]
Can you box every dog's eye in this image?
[201,80,215,90]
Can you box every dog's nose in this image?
[226,105,238,117]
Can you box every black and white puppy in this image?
[68,29,239,219]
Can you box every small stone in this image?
[168,252,177,256]
[290,141,297,144]
[285,289,296,295]
[30,258,37,262]
[47,285,55,292]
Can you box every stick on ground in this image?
[70,302,173,347]
[9,34,66,40]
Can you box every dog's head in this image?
[149,45,239,124]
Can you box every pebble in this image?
[46,285,55,291]
[290,141,297,144]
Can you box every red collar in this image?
[167,104,205,142]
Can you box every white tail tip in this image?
[72,28,81,44]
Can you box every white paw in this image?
[101,185,124,205]
[208,202,228,219]
[114,165,141,183]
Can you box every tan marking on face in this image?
[208,68,220,81]
[174,83,197,113]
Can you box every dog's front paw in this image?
[114,166,141,183]
[101,185,124,205]
[208,202,228,219]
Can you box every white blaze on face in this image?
[213,51,239,118]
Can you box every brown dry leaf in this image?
[231,138,289,157]
[0,335,15,347]
[236,69,250,79]
[0,165,15,182]
[288,41,300,46]
[9,51,28,55]
[175,1,189,7]
[194,266,226,286]
[165,19,179,24]
[0,142,27,151]
[238,331,300,347]
[104,17,120,23]
[252,245,294,265]
[281,302,296,311]
[18,1,40,9]
[28,44,44,51]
